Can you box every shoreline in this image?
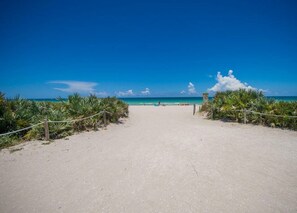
[26,96,297,105]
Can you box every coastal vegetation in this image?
[201,89,297,130]
[0,92,128,149]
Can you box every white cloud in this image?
[188,82,197,94]
[259,89,268,93]
[49,81,98,93]
[116,89,134,97]
[180,90,186,94]
[49,80,109,96]
[141,88,150,95]
[94,92,108,97]
[208,70,257,92]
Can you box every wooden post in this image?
[203,93,209,103]
[103,111,107,127]
[193,104,196,115]
[243,109,247,124]
[211,107,214,120]
[44,118,49,141]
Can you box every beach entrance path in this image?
[1,106,297,212]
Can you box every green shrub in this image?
[202,89,297,130]
[0,93,129,149]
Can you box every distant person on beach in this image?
[158,101,161,106]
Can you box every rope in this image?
[246,110,297,118]
[48,110,110,123]
[0,122,44,137]
[213,108,297,118]
[0,110,111,137]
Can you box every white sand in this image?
[1,106,297,213]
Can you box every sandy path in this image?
[1,106,297,213]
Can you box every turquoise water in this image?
[31,96,297,105]
[120,97,205,105]
[122,96,297,105]
[31,97,205,105]
[267,96,297,102]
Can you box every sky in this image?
[0,0,296,98]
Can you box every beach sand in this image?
[1,106,297,212]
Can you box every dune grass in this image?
[0,92,128,149]
[201,90,297,130]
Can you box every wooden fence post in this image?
[193,104,196,115]
[103,111,107,127]
[243,109,247,124]
[211,107,214,120]
[44,118,49,141]
[203,93,209,103]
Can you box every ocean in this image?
[31,96,297,105]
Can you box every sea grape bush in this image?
[201,89,297,130]
[0,92,128,149]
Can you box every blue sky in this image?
[0,0,296,98]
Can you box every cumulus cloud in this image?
[116,89,134,97]
[208,70,256,92]
[49,81,98,93]
[141,88,150,95]
[180,90,186,94]
[188,82,197,94]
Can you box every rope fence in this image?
[245,110,297,118]
[0,122,44,137]
[193,104,297,120]
[0,110,111,140]
[47,111,111,123]
[205,106,297,125]
[2,105,296,139]
[209,108,297,118]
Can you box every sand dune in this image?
[1,106,297,212]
